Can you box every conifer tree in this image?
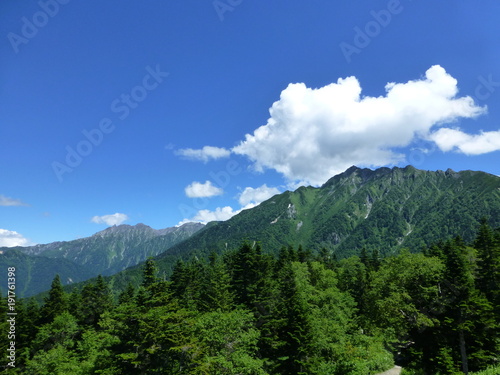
[79,275,113,327]
[138,257,170,308]
[371,248,381,270]
[118,283,136,305]
[142,257,159,290]
[273,263,314,374]
[297,244,312,263]
[41,274,68,324]
[439,236,498,373]
[474,219,500,304]
[360,247,369,267]
[200,253,234,312]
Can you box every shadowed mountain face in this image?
[0,222,204,297]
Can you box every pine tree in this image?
[474,219,500,304]
[360,247,369,267]
[200,253,234,312]
[142,257,159,290]
[169,258,188,300]
[441,237,473,374]
[230,242,274,313]
[118,283,136,305]
[41,274,68,324]
[274,263,313,374]
[297,245,312,263]
[79,275,113,327]
[438,236,500,373]
[371,248,381,271]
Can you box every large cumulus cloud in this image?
[232,65,486,185]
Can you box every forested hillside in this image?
[2,221,499,374]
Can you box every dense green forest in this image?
[1,221,499,374]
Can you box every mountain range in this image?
[0,222,203,297]
[2,165,500,297]
[158,165,500,258]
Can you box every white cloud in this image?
[0,229,32,247]
[430,128,500,155]
[185,181,223,198]
[231,65,486,186]
[238,184,281,208]
[91,213,129,226]
[178,206,238,225]
[0,195,29,206]
[176,146,230,162]
[179,184,281,225]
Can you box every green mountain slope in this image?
[0,222,203,297]
[0,249,94,297]
[161,166,500,261]
[14,222,204,276]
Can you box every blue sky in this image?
[1,0,500,246]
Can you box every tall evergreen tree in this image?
[142,257,159,290]
[118,283,136,305]
[79,275,113,327]
[274,263,313,375]
[200,253,234,312]
[41,274,68,324]
[474,219,500,304]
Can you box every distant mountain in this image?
[0,222,204,297]
[0,249,94,297]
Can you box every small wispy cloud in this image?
[185,181,223,198]
[0,195,29,207]
[91,213,129,226]
[176,146,230,163]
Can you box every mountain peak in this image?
[322,165,380,187]
[93,223,156,237]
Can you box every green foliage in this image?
[8,224,500,374]
[469,365,500,375]
[189,310,267,374]
[41,274,68,324]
